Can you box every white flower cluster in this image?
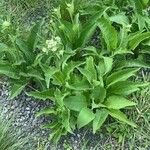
[42,36,62,54]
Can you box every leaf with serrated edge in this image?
[98,17,118,51]
[129,32,150,50]
[106,68,139,87]
[26,90,54,100]
[107,81,149,96]
[36,108,56,117]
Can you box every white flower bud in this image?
[55,36,61,43]
[66,3,72,7]
[42,47,47,53]
[2,21,11,28]
[51,47,57,52]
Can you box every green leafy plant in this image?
[0,0,150,145]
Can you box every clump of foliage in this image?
[0,0,150,145]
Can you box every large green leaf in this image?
[93,109,108,134]
[109,109,137,127]
[128,32,150,50]
[64,94,87,111]
[0,64,19,79]
[66,79,91,91]
[106,68,139,87]
[116,26,129,54]
[104,95,136,109]
[98,16,118,51]
[77,67,92,83]
[107,81,149,96]
[26,90,54,100]
[52,71,65,86]
[109,13,129,26]
[9,82,27,100]
[77,108,95,129]
[54,89,69,107]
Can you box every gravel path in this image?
[0,78,52,149]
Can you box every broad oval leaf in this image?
[104,95,136,109]
[86,57,97,79]
[97,57,113,76]
[64,94,87,111]
[27,22,42,50]
[66,79,91,91]
[76,10,107,48]
[77,108,95,129]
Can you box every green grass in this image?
[0,111,29,150]
[0,0,57,32]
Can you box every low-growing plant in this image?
[0,0,150,145]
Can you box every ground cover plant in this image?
[0,0,150,148]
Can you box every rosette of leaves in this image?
[27,53,149,144]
